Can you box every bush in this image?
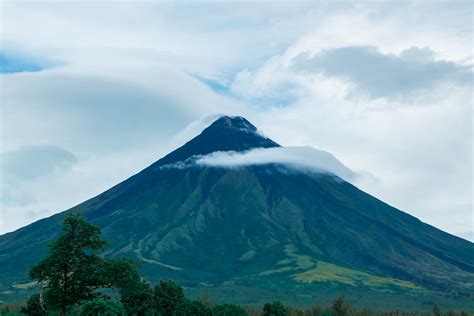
[120,279,153,316]
[183,300,212,316]
[263,301,289,316]
[153,280,187,315]
[80,298,125,316]
[213,303,249,316]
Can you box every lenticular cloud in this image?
[195,146,355,181]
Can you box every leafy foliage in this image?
[213,303,248,316]
[183,300,212,316]
[29,214,106,314]
[27,214,138,315]
[80,298,125,316]
[153,280,188,315]
[262,301,289,316]
[120,279,153,316]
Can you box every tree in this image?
[29,213,137,316]
[213,303,248,316]
[331,294,352,316]
[120,279,153,316]
[153,280,188,315]
[183,300,212,316]
[99,258,143,290]
[432,305,441,316]
[262,301,289,316]
[80,298,125,316]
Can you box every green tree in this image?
[99,258,143,290]
[120,279,153,316]
[153,280,187,315]
[262,301,289,316]
[28,213,138,316]
[213,303,248,316]
[331,294,352,316]
[183,300,212,316]
[80,298,125,316]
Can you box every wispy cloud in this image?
[163,146,356,182]
[1,145,77,180]
[1,145,77,210]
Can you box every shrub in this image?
[80,298,125,316]
[183,300,212,316]
[213,303,249,316]
[120,279,153,316]
[153,280,187,315]
[263,301,289,316]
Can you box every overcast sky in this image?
[0,1,472,241]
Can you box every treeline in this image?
[1,214,471,316]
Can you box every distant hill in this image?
[1,116,473,309]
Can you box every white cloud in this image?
[194,146,355,181]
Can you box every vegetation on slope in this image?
[1,214,472,316]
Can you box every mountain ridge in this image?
[1,116,473,308]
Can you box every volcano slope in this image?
[1,116,473,309]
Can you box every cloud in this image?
[292,46,471,99]
[1,65,247,154]
[1,145,77,180]
[165,146,356,181]
[1,145,77,210]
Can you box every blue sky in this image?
[0,1,472,240]
[0,52,49,73]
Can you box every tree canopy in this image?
[28,213,137,316]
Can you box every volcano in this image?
[1,116,473,308]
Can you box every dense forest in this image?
[1,214,471,316]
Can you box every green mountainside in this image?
[1,116,473,309]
